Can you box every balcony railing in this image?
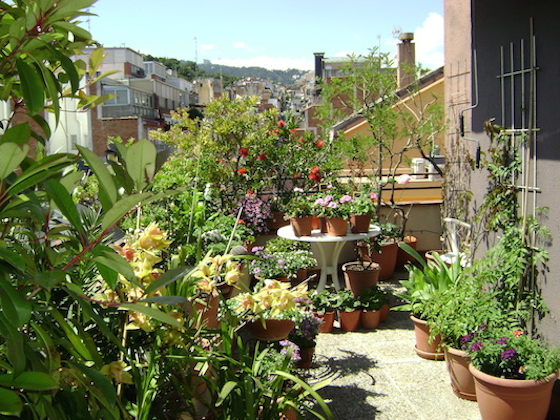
[101,104,158,119]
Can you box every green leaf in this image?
[0,314,26,375]
[216,381,238,407]
[12,371,58,391]
[100,192,151,231]
[93,252,135,284]
[0,123,32,145]
[0,387,22,416]
[0,278,32,328]
[139,296,189,306]
[0,143,29,180]
[50,310,93,361]
[125,139,156,191]
[0,246,27,272]
[119,303,182,328]
[145,265,193,294]
[71,363,117,407]
[52,21,91,40]
[16,59,45,114]
[44,179,85,236]
[35,270,66,291]
[88,47,105,75]
[77,145,117,210]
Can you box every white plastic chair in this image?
[441,217,472,267]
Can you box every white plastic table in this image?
[277,225,381,290]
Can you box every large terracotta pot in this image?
[469,364,558,420]
[360,309,381,329]
[350,213,372,233]
[297,346,316,369]
[325,217,348,236]
[444,346,477,401]
[246,319,295,341]
[290,216,313,237]
[316,311,335,333]
[410,315,444,360]
[191,294,220,329]
[339,310,361,332]
[396,235,418,267]
[342,261,380,297]
[370,240,398,280]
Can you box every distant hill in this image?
[198,62,308,87]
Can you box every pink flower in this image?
[339,195,353,203]
[370,192,378,200]
[327,201,338,209]
[397,174,411,185]
[314,198,326,206]
[294,187,304,193]
[323,195,333,204]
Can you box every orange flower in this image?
[316,139,324,148]
[277,120,285,128]
[293,173,301,178]
[513,330,524,337]
[237,167,247,175]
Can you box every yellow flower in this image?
[128,311,154,332]
[136,223,171,250]
[100,361,133,385]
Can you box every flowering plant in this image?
[283,188,313,219]
[190,254,243,293]
[464,326,560,380]
[233,279,309,320]
[348,191,378,215]
[237,192,271,234]
[288,311,322,349]
[312,194,353,218]
[250,247,290,279]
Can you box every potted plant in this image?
[250,247,291,282]
[283,189,314,236]
[288,310,323,368]
[310,289,341,333]
[464,325,560,420]
[348,190,378,233]
[343,241,381,297]
[232,279,309,341]
[338,289,363,332]
[357,286,384,329]
[393,244,462,360]
[312,193,353,236]
[357,222,401,281]
[263,237,317,286]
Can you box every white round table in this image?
[277,225,381,290]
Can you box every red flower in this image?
[237,168,247,175]
[273,129,280,135]
[240,147,249,157]
[293,173,301,178]
[277,120,285,128]
[289,128,297,134]
[257,153,266,161]
[308,166,322,182]
[237,219,246,225]
[310,166,320,174]
[513,330,524,337]
[316,139,324,148]
[247,189,254,195]
[297,137,304,144]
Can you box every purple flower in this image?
[459,333,473,348]
[501,348,517,360]
[252,246,264,253]
[495,337,508,345]
[469,341,484,352]
[253,267,261,275]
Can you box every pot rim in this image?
[469,363,559,387]
[342,261,380,271]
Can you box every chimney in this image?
[313,52,325,96]
[397,32,415,88]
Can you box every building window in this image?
[103,87,129,105]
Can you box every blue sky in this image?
[86,0,443,71]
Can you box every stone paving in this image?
[300,275,482,420]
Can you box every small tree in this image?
[316,48,444,237]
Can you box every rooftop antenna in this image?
[194,37,198,64]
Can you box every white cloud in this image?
[233,42,247,49]
[414,12,444,69]
[200,44,215,51]
[214,56,314,71]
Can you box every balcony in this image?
[101,104,158,119]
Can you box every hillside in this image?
[198,62,308,87]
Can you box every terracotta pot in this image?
[246,319,295,341]
[350,213,372,233]
[339,310,361,332]
[325,217,348,236]
[290,216,313,237]
[297,346,316,369]
[380,303,390,322]
[191,294,220,329]
[311,215,321,231]
[444,346,477,401]
[281,408,298,420]
[319,217,328,233]
[342,261,380,297]
[410,315,444,360]
[267,211,289,230]
[291,268,308,287]
[370,240,398,280]
[396,235,418,267]
[469,364,558,420]
[360,309,381,329]
[316,311,335,333]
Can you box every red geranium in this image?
[293,173,301,178]
[237,167,247,175]
[316,139,324,148]
[240,147,249,157]
[257,153,266,161]
[290,128,297,134]
[277,120,285,128]
[308,166,322,182]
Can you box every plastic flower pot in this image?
[290,216,313,237]
[350,213,372,233]
[325,217,348,236]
